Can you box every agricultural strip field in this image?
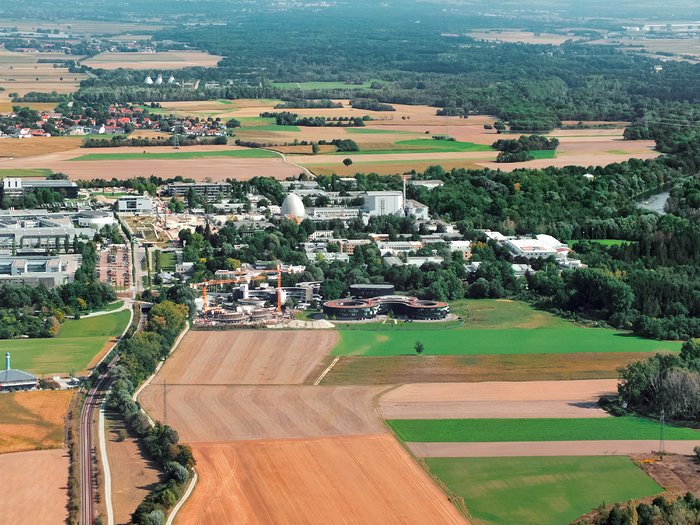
[140,385,387,441]
[71,149,280,161]
[332,326,679,356]
[425,456,661,525]
[104,413,162,525]
[0,168,52,178]
[317,352,652,384]
[0,309,130,375]
[149,330,338,385]
[176,435,468,525]
[271,81,383,89]
[0,390,73,453]
[332,139,494,155]
[0,449,70,525]
[81,51,222,70]
[379,380,615,419]
[387,417,700,442]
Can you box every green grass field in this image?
[567,239,636,247]
[331,299,681,356]
[426,456,662,525]
[388,416,700,442]
[71,149,280,161]
[529,149,557,159]
[1,309,131,375]
[341,139,494,155]
[245,124,301,132]
[0,168,52,178]
[158,251,176,272]
[345,128,415,135]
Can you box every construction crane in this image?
[191,263,289,313]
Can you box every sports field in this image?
[425,456,662,525]
[387,416,700,442]
[1,309,130,375]
[332,299,680,356]
[71,149,280,161]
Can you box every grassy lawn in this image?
[331,299,681,356]
[341,139,494,155]
[426,456,662,525]
[2,309,131,375]
[566,239,636,247]
[98,300,124,313]
[71,149,280,161]
[345,128,415,135]
[245,124,301,132]
[158,251,176,272]
[388,416,700,442]
[0,168,52,178]
[529,149,557,159]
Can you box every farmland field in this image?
[387,416,700,442]
[1,309,130,375]
[271,80,383,90]
[0,168,52,178]
[82,51,222,70]
[72,148,280,161]
[332,299,680,356]
[0,50,87,99]
[425,456,661,525]
[0,390,73,453]
[0,449,70,525]
[317,352,656,384]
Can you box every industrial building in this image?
[0,211,96,255]
[0,255,81,287]
[1,177,79,199]
[164,182,232,202]
[117,195,153,214]
[0,353,38,391]
[323,295,450,321]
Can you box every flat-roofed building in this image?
[164,182,232,202]
[117,196,153,214]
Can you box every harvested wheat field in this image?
[0,390,73,453]
[469,31,583,45]
[82,51,222,70]
[380,380,616,420]
[0,146,303,181]
[0,136,85,158]
[176,435,468,525]
[0,448,69,524]
[0,50,87,98]
[105,413,162,525]
[140,385,387,441]
[152,330,338,385]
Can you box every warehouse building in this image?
[0,353,38,391]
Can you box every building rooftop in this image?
[0,368,37,384]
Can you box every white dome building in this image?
[144,76,154,85]
[281,193,305,219]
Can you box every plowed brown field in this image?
[176,435,467,525]
[152,330,338,385]
[0,448,69,524]
[140,385,387,441]
[380,380,616,419]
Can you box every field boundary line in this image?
[98,396,114,525]
[313,356,340,385]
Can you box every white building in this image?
[376,241,423,256]
[505,234,570,260]
[117,196,153,214]
[306,207,361,221]
[362,191,404,216]
[281,193,306,219]
[76,211,115,228]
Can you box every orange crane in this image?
[191,263,289,313]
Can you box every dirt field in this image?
[0,146,303,181]
[0,390,73,453]
[469,31,584,45]
[408,440,700,458]
[140,385,388,441]
[151,330,338,385]
[379,380,615,420]
[176,435,468,525]
[0,50,87,99]
[0,448,69,524]
[104,413,162,525]
[82,51,222,70]
[633,454,700,497]
[317,353,650,385]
